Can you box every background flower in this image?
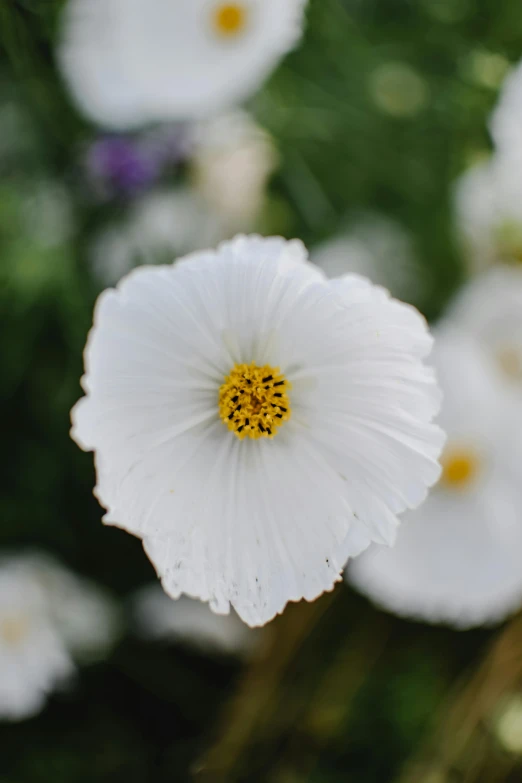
[447,265,522,390]
[57,0,308,128]
[348,326,522,628]
[133,585,257,655]
[310,213,423,303]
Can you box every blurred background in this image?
[3,0,522,781]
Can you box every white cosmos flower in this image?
[348,326,522,628]
[190,111,278,230]
[71,235,444,627]
[133,585,256,655]
[0,557,73,721]
[58,0,308,129]
[447,265,522,391]
[311,213,423,304]
[453,156,522,271]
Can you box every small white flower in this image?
[348,326,522,628]
[71,235,443,627]
[58,0,308,129]
[311,213,423,303]
[190,111,278,230]
[447,265,522,390]
[0,558,73,721]
[133,585,256,655]
[453,156,522,271]
[90,187,226,286]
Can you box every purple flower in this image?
[86,136,160,197]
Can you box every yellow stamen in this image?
[213,3,248,37]
[0,616,29,646]
[219,362,291,440]
[440,447,480,490]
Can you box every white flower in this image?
[348,326,522,628]
[58,0,308,129]
[311,213,423,303]
[26,554,121,663]
[133,585,256,655]
[0,557,73,721]
[90,187,226,286]
[71,235,444,627]
[447,265,522,390]
[489,60,522,158]
[190,111,278,230]
[453,156,522,271]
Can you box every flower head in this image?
[453,157,522,271]
[71,235,443,627]
[0,557,73,721]
[447,266,522,390]
[58,0,308,129]
[348,326,522,628]
[0,553,120,721]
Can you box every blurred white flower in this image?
[453,156,522,271]
[58,0,308,129]
[348,326,522,628]
[133,585,256,655]
[0,553,120,721]
[90,187,226,286]
[190,111,278,230]
[71,234,443,627]
[447,266,522,389]
[0,557,73,722]
[489,59,522,158]
[26,554,121,663]
[311,214,423,303]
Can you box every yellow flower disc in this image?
[213,3,248,37]
[219,363,291,440]
[440,448,480,490]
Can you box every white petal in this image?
[289,275,444,545]
[349,476,522,628]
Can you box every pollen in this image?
[0,616,29,646]
[440,447,480,490]
[219,362,291,440]
[213,3,248,37]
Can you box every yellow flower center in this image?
[213,3,248,37]
[496,344,522,382]
[0,615,29,646]
[219,363,291,440]
[440,447,480,490]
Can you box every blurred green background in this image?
[2,0,522,781]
